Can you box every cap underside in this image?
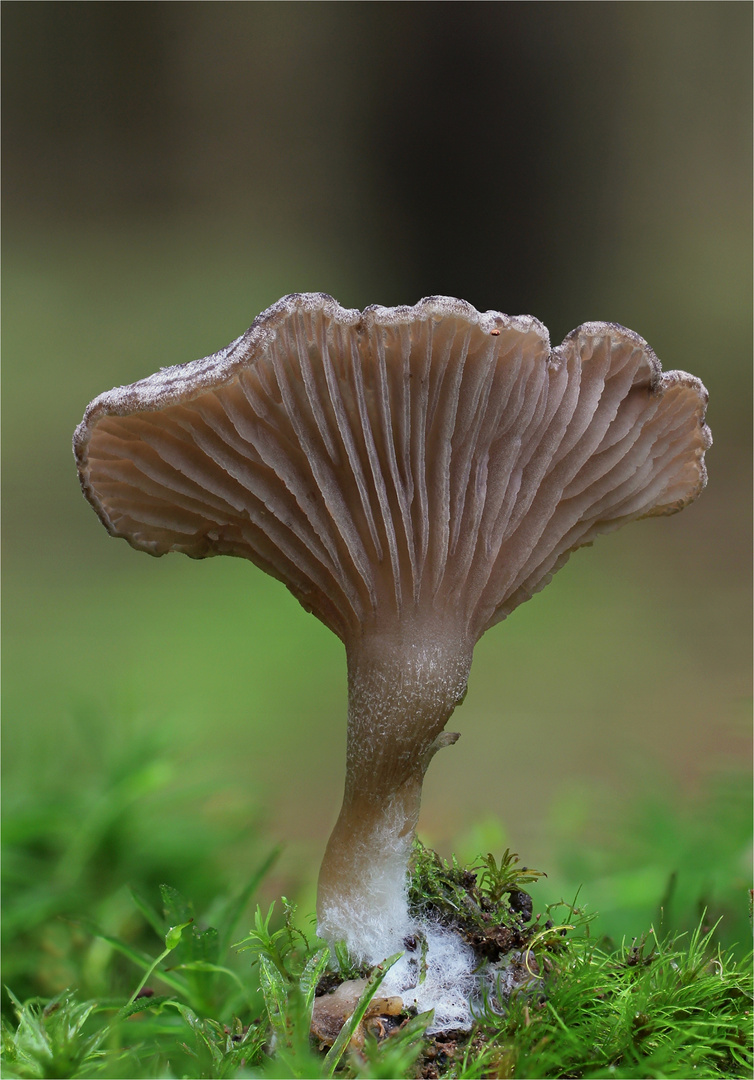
[74,294,711,643]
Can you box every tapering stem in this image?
[316,625,473,962]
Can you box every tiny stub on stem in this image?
[422,731,461,774]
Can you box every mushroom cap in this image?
[74,293,711,644]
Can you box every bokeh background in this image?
[3,2,751,1001]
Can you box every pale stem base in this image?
[316,625,473,963]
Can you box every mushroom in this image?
[73,293,710,972]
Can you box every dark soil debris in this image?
[416,1029,470,1079]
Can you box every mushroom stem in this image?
[316,623,472,962]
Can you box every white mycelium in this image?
[383,923,479,1033]
[74,293,711,1026]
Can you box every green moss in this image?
[408,840,566,966]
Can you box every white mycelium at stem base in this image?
[317,623,473,962]
[74,293,711,1028]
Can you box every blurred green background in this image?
[3,2,751,1001]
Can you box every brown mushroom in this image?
[73,293,710,969]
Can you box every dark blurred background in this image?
[3,2,752,980]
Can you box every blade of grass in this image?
[300,947,330,1014]
[323,951,403,1077]
[173,961,251,1008]
[216,846,281,958]
[82,926,191,997]
[129,886,167,939]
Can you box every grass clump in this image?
[2,741,751,1078]
[2,849,751,1078]
[464,920,752,1080]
